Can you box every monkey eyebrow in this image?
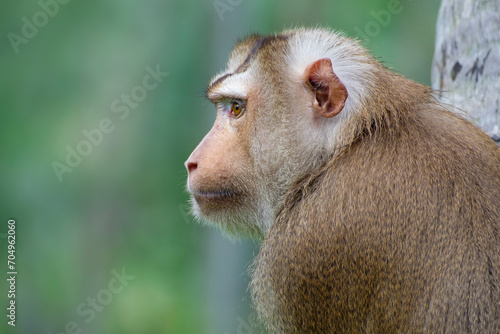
[206,76,248,102]
[206,73,234,98]
[206,93,247,105]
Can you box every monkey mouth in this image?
[191,189,243,213]
[193,189,239,202]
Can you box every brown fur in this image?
[186,28,500,333]
[251,64,500,333]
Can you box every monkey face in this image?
[185,30,350,239]
[184,54,275,238]
[185,97,265,238]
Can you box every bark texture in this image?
[431,0,500,143]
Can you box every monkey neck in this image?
[339,67,433,150]
[280,70,434,217]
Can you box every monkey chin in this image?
[189,191,266,240]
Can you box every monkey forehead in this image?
[207,33,289,99]
[226,34,264,72]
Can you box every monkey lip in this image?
[193,189,239,202]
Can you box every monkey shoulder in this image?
[252,104,500,333]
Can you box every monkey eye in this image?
[230,100,245,118]
[215,99,246,118]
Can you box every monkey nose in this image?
[185,160,198,173]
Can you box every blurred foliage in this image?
[0,0,439,333]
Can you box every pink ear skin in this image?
[305,58,348,118]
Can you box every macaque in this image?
[185,28,500,333]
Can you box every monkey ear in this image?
[305,58,348,118]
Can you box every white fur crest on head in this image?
[285,27,375,106]
[284,27,377,149]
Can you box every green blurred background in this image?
[0,1,440,333]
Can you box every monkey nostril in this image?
[186,162,198,173]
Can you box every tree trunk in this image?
[431,0,500,144]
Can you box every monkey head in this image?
[185,29,377,239]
